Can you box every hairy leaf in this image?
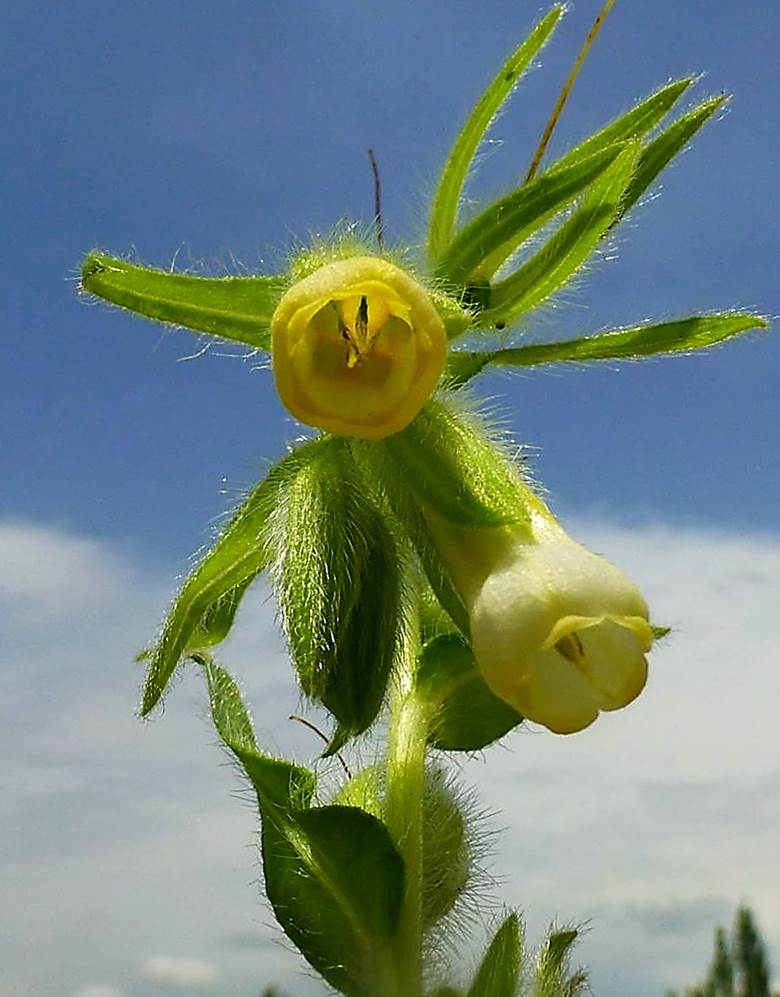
[484,141,640,325]
[427,5,565,262]
[198,657,405,997]
[476,77,695,278]
[548,77,694,175]
[436,144,624,286]
[468,912,523,997]
[447,313,768,382]
[81,251,286,350]
[617,93,729,221]
[140,441,321,716]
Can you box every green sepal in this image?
[435,143,625,287]
[417,634,522,752]
[431,288,474,340]
[379,399,527,529]
[651,624,672,641]
[616,93,729,223]
[427,4,566,262]
[80,251,286,350]
[272,437,403,741]
[534,926,586,997]
[467,912,523,997]
[355,436,470,635]
[196,656,405,997]
[483,141,640,326]
[445,313,769,384]
[140,442,320,716]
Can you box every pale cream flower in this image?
[426,495,652,734]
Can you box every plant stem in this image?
[381,639,428,997]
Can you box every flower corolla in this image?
[428,496,652,734]
[272,256,447,440]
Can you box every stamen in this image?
[556,631,587,668]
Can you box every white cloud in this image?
[141,955,218,987]
[71,988,126,997]
[1,517,779,997]
[0,521,129,626]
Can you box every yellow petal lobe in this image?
[272,257,446,440]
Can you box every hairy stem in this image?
[381,639,428,997]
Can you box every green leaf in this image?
[187,577,254,650]
[534,926,584,997]
[452,313,769,378]
[475,78,694,278]
[380,399,526,529]
[548,77,695,175]
[417,635,522,751]
[140,441,320,716]
[484,141,640,325]
[468,912,523,997]
[198,657,405,997]
[617,93,729,222]
[197,654,315,808]
[262,807,405,997]
[427,5,565,262]
[80,251,287,350]
[272,437,403,740]
[436,144,625,286]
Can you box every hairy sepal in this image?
[270,436,404,741]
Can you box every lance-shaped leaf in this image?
[483,141,640,326]
[548,77,695,175]
[379,399,527,529]
[616,93,729,223]
[196,657,405,997]
[477,77,695,279]
[427,5,565,262]
[436,144,625,287]
[417,634,523,751]
[468,912,523,997]
[445,312,769,384]
[140,441,322,716]
[80,251,287,350]
[534,927,586,997]
[272,437,403,742]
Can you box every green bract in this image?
[77,5,769,997]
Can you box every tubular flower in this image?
[427,494,653,734]
[271,256,447,440]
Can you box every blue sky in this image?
[2,2,779,995]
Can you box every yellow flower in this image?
[271,256,447,440]
[426,494,652,734]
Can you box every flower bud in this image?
[271,256,447,439]
[426,492,652,735]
